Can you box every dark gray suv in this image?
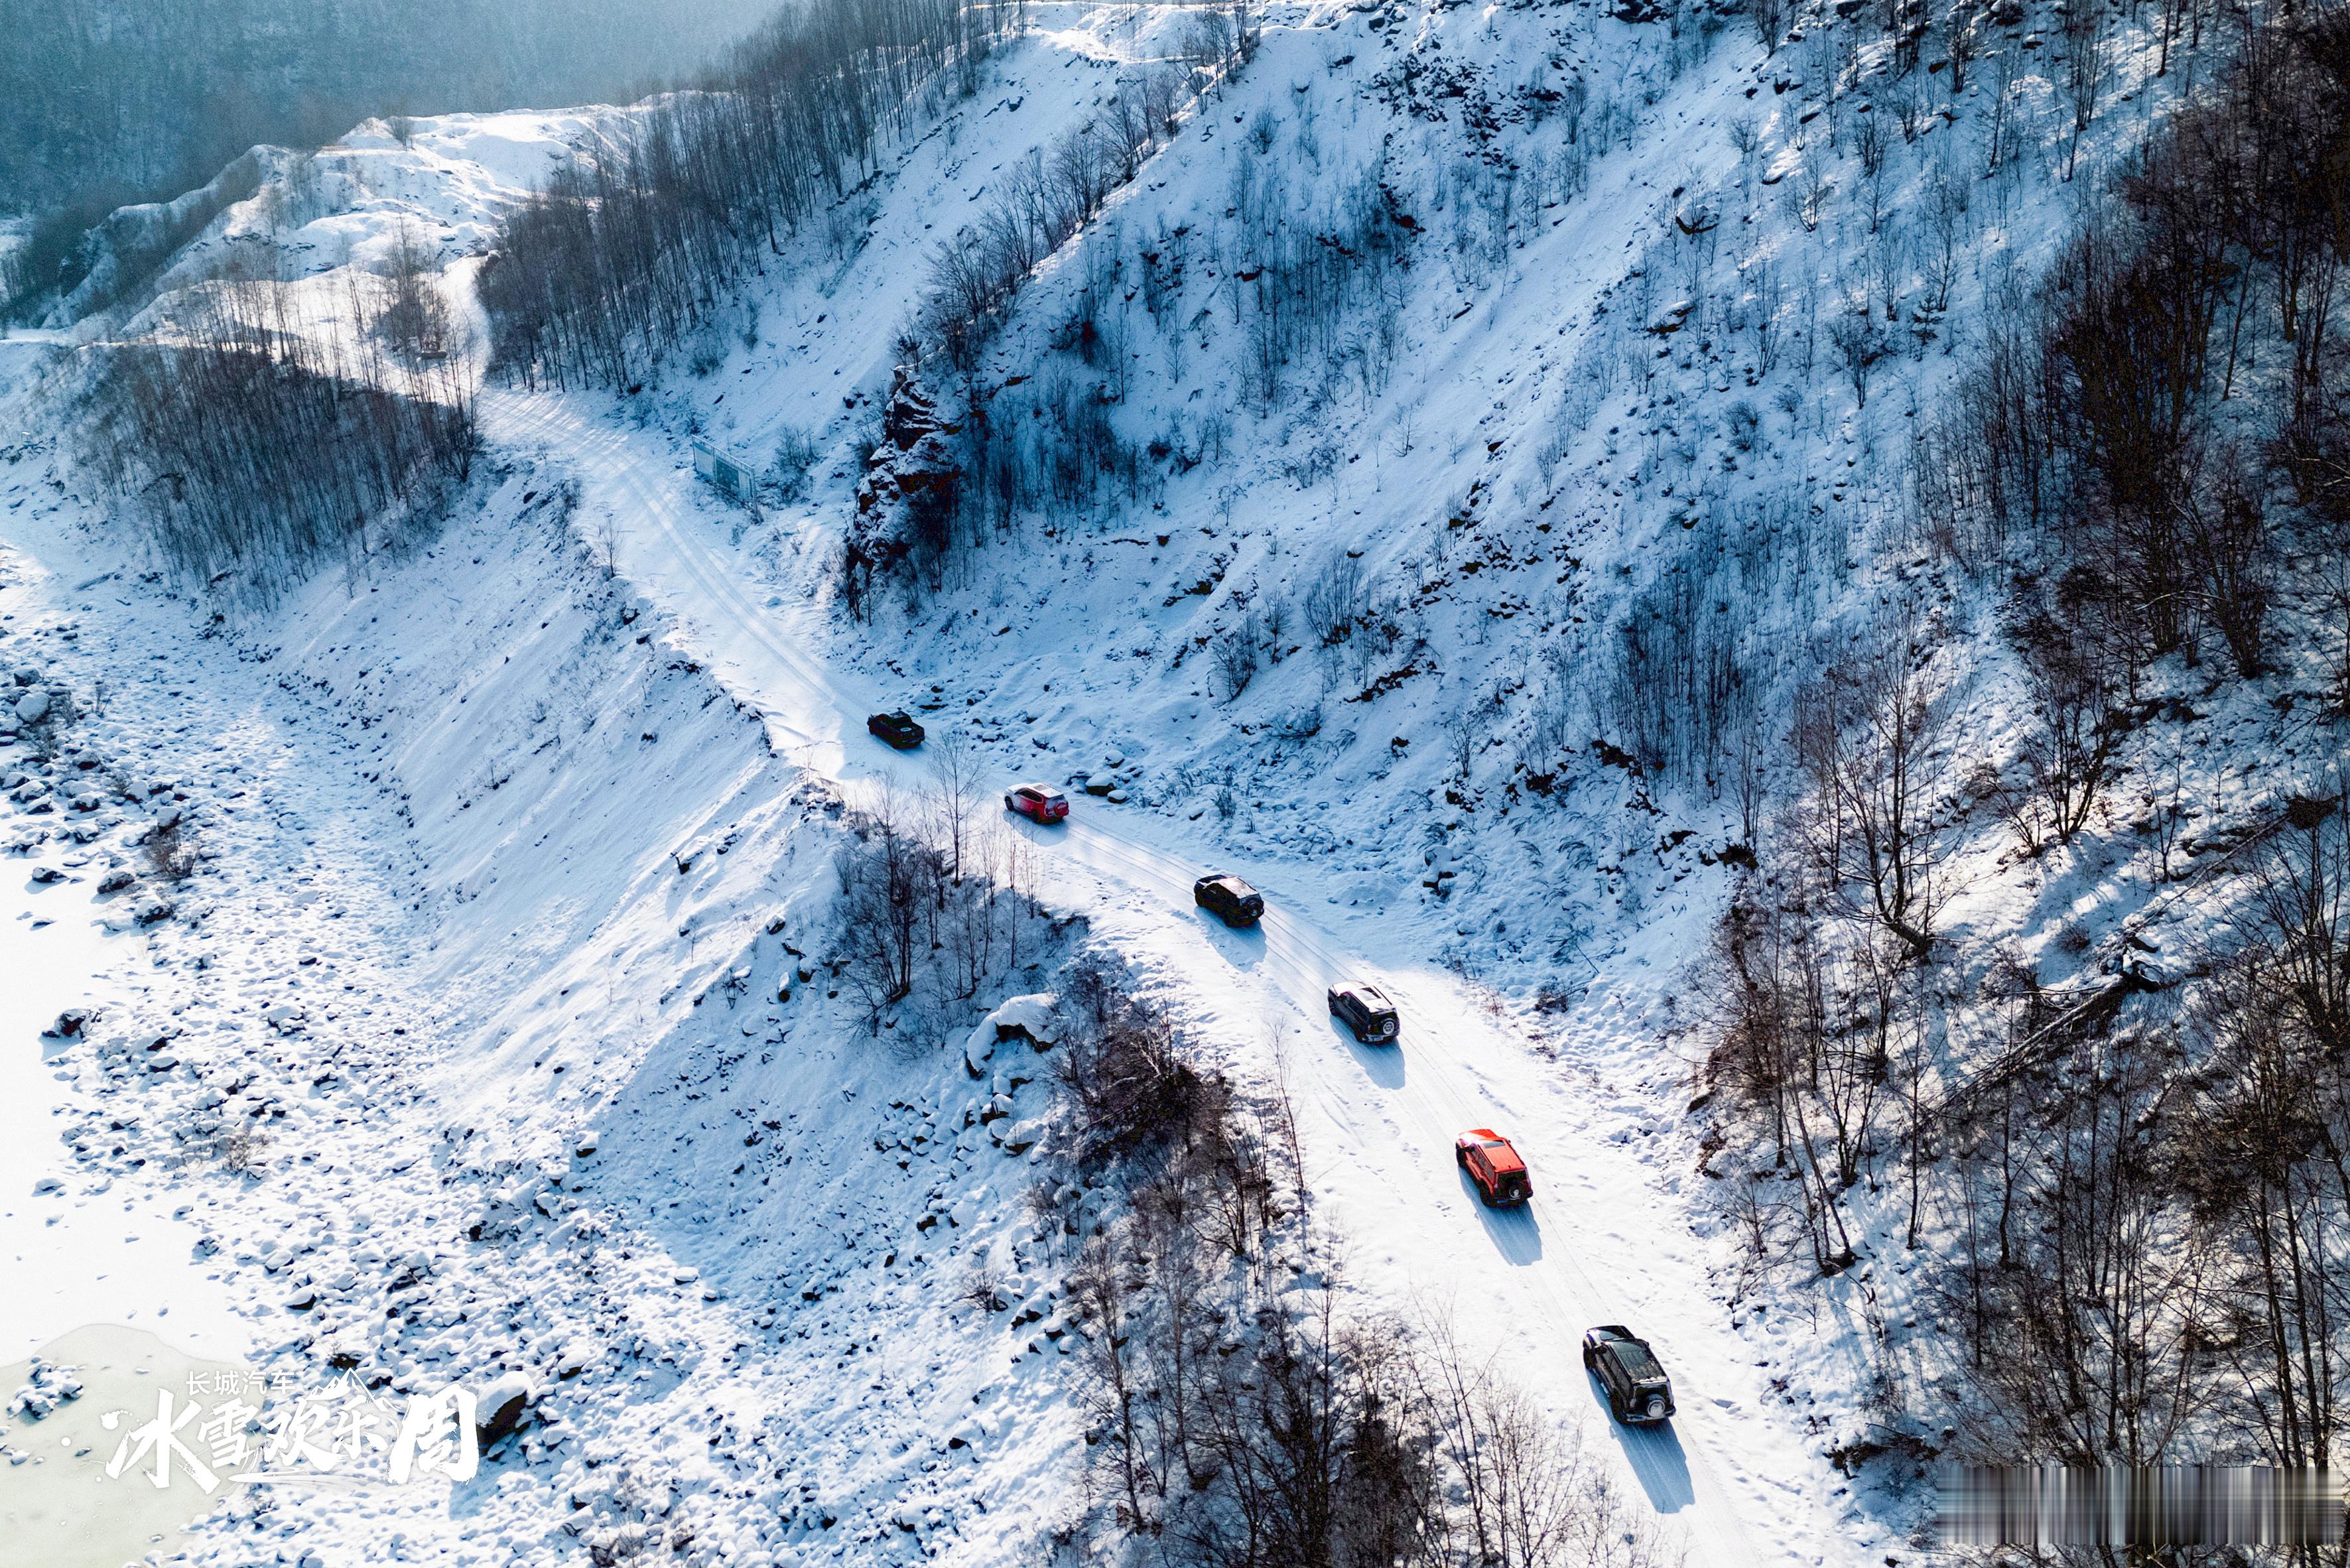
[1327,981,1399,1043]
[1583,1325,1675,1424]
[1193,874,1264,927]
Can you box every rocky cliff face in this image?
[847,363,964,592]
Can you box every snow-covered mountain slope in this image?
[5,0,2312,1558]
[470,0,2209,1538]
[491,387,1870,1565]
[0,435,1118,1561]
[56,107,634,337]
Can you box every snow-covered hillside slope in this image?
[5,0,2306,1559]
[0,432,1120,1561]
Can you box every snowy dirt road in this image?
[488,390,1870,1568]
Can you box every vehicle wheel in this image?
[1454,1146,1468,1169]
[1581,1345,1595,1370]
[1608,1393,1626,1423]
[1004,796,1015,812]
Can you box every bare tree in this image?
[1793,621,1950,959]
[927,725,978,883]
[836,782,926,1021]
[1303,551,1369,647]
[1827,298,1882,408]
[2007,612,2126,848]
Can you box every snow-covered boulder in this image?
[475,1372,536,1443]
[7,1359,84,1420]
[988,994,1057,1051]
[961,1026,993,1080]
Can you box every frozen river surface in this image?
[0,835,246,1365]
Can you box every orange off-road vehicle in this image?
[1455,1129,1532,1207]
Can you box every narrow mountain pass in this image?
[488,388,1876,1568]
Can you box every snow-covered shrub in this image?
[770,425,820,503]
[1723,397,1761,453]
[1208,615,1262,703]
[1271,702,1323,742]
[1049,952,1228,1165]
[143,818,199,883]
[830,772,1063,1041]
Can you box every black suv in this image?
[1193,874,1264,928]
[866,711,925,750]
[1327,982,1399,1043]
[1582,1325,1675,1424]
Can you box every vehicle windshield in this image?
[1610,1339,1664,1381]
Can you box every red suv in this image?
[1455,1130,1532,1207]
[1005,783,1069,823]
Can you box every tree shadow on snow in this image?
[1586,1369,1697,1513]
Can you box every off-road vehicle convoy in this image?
[1328,981,1400,1043]
[1454,1129,1532,1207]
[1173,861,1676,1412]
[866,710,925,749]
[1004,783,1069,822]
[1193,873,1264,927]
[1582,1325,1675,1424]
